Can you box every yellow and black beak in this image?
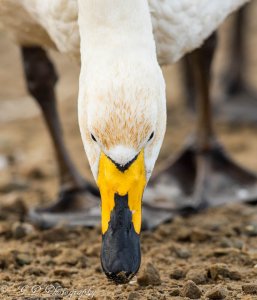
[97,150,146,283]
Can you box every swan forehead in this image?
[88,97,156,150]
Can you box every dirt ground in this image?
[1,5,257,300]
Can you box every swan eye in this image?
[91,134,97,142]
[148,131,154,142]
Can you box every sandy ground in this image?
[1,4,257,299]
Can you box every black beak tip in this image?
[101,248,140,284]
[104,270,136,284]
[101,249,140,284]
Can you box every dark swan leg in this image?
[181,53,197,112]
[21,46,100,228]
[143,33,257,228]
[216,3,257,123]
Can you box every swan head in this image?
[78,59,166,283]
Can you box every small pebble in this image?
[242,283,257,295]
[219,237,233,248]
[208,263,240,280]
[175,228,191,241]
[169,288,180,296]
[233,239,244,250]
[229,270,241,281]
[244,224,257,237]
[43,248,62,258]
[22,266,46,276]
[186,268,208,284]
[137,262,161,286]
[127,292,141,300]
[205,285,228,299]
[175,247,191,259]
[211,248,240,257]
[12,222,35,239]
[53,268,77,276]
[208,263,230,279]
[95,265,102,273]
[15,253,32,266]
[170,268,185,280]
[180,280,202,299]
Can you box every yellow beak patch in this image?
[97,150,146,234]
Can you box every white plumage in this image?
[0,0,249,63]
[149,0,249,63]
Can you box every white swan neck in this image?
[78,0,156,59]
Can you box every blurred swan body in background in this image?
[0,0,249,64]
